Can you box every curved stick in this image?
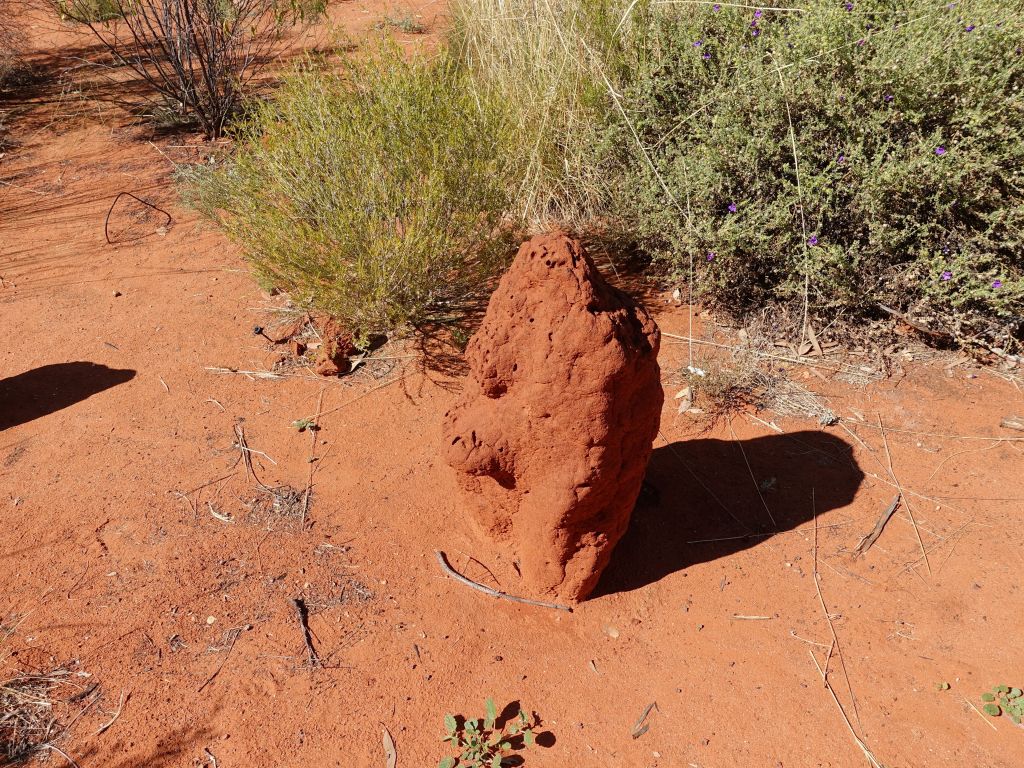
[434,551,573,613]
[105,192,173,245]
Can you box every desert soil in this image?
[2,5,1023,767]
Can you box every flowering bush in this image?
[605,0,1023,350]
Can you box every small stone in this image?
[603,625,619,639]
[206,616,216,625]
[112,290,122,297]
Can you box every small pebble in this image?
[206,616,216,625]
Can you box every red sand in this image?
[2,6,1024,767]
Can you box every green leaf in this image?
[465,719,477,733]
[1011,713,1021,725]
[490,756,501,768]
[507,723,519,736]
[1000,697,1010,708]
[996,685,1010,694]
[486,698,497,725]
[438,758,455,768]
[444,714,457,734]
[981,692,995,702]
[498,741,511,751]
[983,703,1001,717]
[523,730,536,747]
[1009,688,1023,699]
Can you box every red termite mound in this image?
[442,233,663,602]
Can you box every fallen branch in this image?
[854,495,900,555]
[434,551,572,613]
[290,598,320,666]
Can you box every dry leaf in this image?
[382,726,396,768]
[675,386,692,413]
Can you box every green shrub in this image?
[57,0,125,21]
[181,43,517,334]
[605,0,1023,349]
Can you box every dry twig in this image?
[434,551,572,613]
[877,416,931,575]
[854,495,900,555]
[290,598,319,666]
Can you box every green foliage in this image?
[57,0,125,21]
[604,0,1023,349]
[378,13,426,33]
[180,42,516,334]
[981,684,1024,725]
[439,699,538,767]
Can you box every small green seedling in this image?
[439,698,537,768]
[935,681,950,691]
[980,685,1024,725]
[292,418,317,432]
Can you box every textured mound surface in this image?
[443,233,663,601]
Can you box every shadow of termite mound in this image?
[594,430,864,597]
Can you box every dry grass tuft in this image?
[1,668,71,764]
[245,484,306,531]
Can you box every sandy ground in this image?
[2,5,1024,767]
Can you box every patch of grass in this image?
[449,0,625,230]
[378,13,426,34]
[56,0,125,21]
[180,41,518,335]
[1,668,73,764]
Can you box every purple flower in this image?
[884,94,894,102]
[965,24,975,32]
[751,27,761,36]
[707,252,716,262]
[838,154,846,164]
[857,38,865,46]
[844,2,853,10]
[754,9,763,19]
[728,203,738,213]
[694,39,703,47]
[807,235,819,247]
[712,3,720,10]
[992,279,1003,289]
[941,270,952,281]
[935,146,947,156]
[702,52,712,60]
